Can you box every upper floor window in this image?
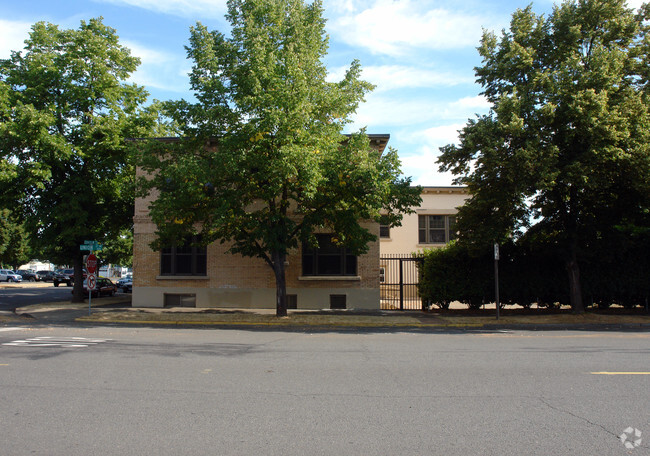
[379,224,390,238]
[160,235,207,276]
[302,234,357,276]
[418,215,457,244]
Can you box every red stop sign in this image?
[86,253,97,274]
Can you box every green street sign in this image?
[79,241,103,251]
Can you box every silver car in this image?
[0,269,23,282]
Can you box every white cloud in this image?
[123,40,190,92]
[626,0,645,9]
[0,19,32,58]
[451,95,490,110]
[397,122,469,185]
[400,146,456,186]
[329,0,500,56]
[419,123,465,146]
[349,95,437,129]
[98,0,228,18]
[348,91,488,131]
[329,64,473,91]
[123,40,175,64]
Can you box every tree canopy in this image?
[438,0,650,313]
[0,18,162,301]
[137,0,421,316]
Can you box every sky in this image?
[1,0,645,186]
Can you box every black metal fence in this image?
[380,254,423,310]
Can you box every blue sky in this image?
[1,0,644,185]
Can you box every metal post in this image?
[398,259,404,311]
[494,243,500,320]
[88,249,92,316]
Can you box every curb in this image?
[70,316,650,331]
[73,316,487,328]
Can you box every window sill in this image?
[156,275,210,280]
[298,276,361,281]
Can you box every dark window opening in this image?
[330,294,347,309]
[302,234,357,276]
[164,293,196,307]
[160,235,207,276]
[379,224,390,238]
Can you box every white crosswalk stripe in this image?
[2,336,110,348]
[0,327,22,332]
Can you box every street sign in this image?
[86,253,97,274]
[87,274,97,290]
[79,241,103,251]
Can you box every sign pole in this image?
[78,242,102,316]
[494,243,500,320]
[88,250,92,316]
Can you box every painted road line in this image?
[0,327,22,332]
[2,337,110,348]
[591,372,650,375]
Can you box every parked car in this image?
[36,270,56,282]
[120,279,132,293]
[0,269,23,282]
[117,274,132,289]
[53,269,87,287]
[16,270,39,282]
[74,277,117,297]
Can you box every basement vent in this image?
[330,294,347,310]
[164,293,196,308]
[287,294,298,309]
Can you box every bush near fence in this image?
[417,235,650,310]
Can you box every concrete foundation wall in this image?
[133,286,380,310]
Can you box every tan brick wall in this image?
[134,216,379,292]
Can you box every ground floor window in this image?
[302,234,357,276]
[160,235,207,276]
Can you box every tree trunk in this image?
[272,250,288,317]
[565,246,584,314]
[71,253,85,303]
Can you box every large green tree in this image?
[0,210,30,270]
[138,0,421,316]
[0,18,163,301]
[438,0,650,313]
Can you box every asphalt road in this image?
[0,326,648,455]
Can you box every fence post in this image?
[398,258,404,310]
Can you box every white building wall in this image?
[380,187,469,255]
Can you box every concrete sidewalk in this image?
[3,296,650,330]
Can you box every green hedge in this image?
[418,236,649,309]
